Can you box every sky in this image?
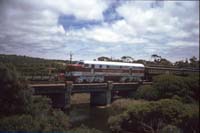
[0,0,199,62]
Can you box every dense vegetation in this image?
[108,99,199,133]
[0,63,70,131]
[0,54,199,132]
[0,63,102,132]
[135,74,199,102]
[0,54,199,77]
[108,74,199,133]
[0,54,67,76]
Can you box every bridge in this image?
[29,81,152,109]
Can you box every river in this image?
[69,103,109,133]
[69,103,111,132]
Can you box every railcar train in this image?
[65,60,199,83]
[65,60,144,83]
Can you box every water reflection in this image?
[69,103,111,132]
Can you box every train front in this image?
[65,61,84,82]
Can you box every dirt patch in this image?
[71,93,90,104]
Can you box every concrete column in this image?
[90,81,113,106]
[64,81,73,109]
[106,81,113,104]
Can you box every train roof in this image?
[83,60,144,67]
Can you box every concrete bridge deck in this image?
[29,81,152,109]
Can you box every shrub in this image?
[180,104,199,133]
[108,99,199,133]
[68,125,102,133]
[135,85,159,100]
[150,74,199,103]
[0,110,70,132]
[110,99,146,116]
[153,74,188,100]
[0,63,71,132]
[160,125,181,133]
[0,64,33,116]
[0,115,39,132]
[183,75,199,102]
[0,95,70,132]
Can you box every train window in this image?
[99,65,102,68]
[120,66,122,68]
[91,64,95,68]
[107,65,110,68]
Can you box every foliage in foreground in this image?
[0,64,70,132]
[0,63,32,116]
[135,74,199,102]
[108,99,199,133]
[0,63,103,132]
[0,109,70,132]
[67,125,102,133]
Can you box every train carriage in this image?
[66,60,144,83]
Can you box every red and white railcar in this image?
[65,60,144,83]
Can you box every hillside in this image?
[0,54,68,76]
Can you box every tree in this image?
[151,54,161,62]
[152,75,188,100]
[0,63,70,132]
[135,85,159,100]
[174,60,186,68]
[108,99,199,133]
[189,56,199,68]
[159,58,172,66]
[184,74,199,102]
[121,56,134,62]
[0,64,33,116]
[97,56,111,61]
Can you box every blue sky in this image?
[0,0,199,62]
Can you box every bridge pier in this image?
[64,81,73,109]
[32,81,152,109]
[90,81,113,106]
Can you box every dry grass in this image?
[71,93,90,104]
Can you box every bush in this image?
[134,75,198,102]
[0,94,70,132]
[108,99,199,133]
[184,75,199,102]
[0,64,33,116]
[0,63,71,132]
[150,74,199,103]
[68,125,102,133]
[110,99,143,114]
[160,125,181,133]
[135,85,159,100]
[0,110,70,132]
[153,75,188,100]
[180,104,199,133]
[0,115,38,132]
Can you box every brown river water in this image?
[68,94,112,132]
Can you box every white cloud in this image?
[116,2,181,35]
[0,0,199,61]
[167,41,196,47]
[0,0,108,55]
[65,18,149,44]
[36,0,108,21]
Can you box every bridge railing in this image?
[30,81,153,109]
[30,81,153,94]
